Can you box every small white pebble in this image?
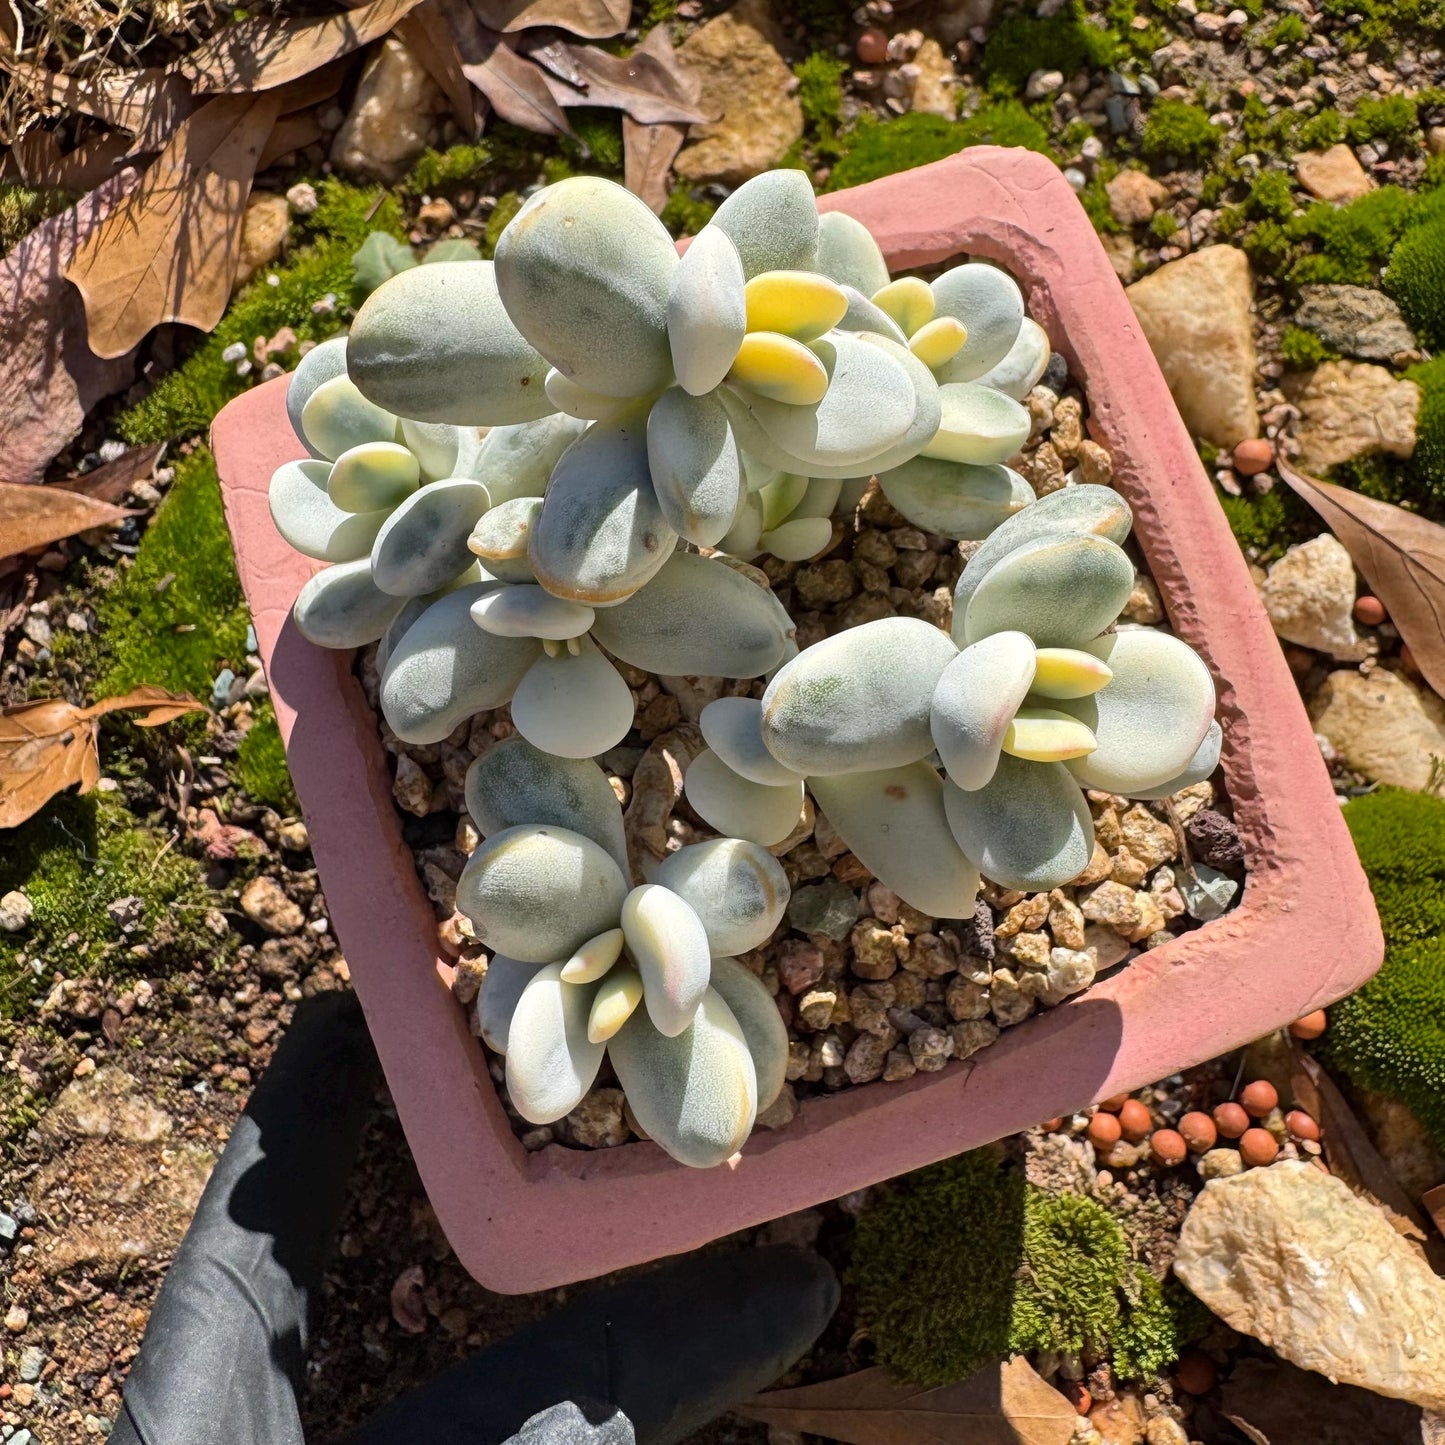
[221,342,247,363]
[98,439,127,462]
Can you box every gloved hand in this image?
[108,990,839,1445]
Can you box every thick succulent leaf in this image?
[495,176,676,399]
[699,696,799,786]
[347,261,554,425]
[758,517,833,562]
[744,270,848,342]
[810,764,981,919]
[464,736,629,875]
[269,458,388,563]
[587,966,644,1042]
[718,489,764,558]
[728,332,830,406]
[909,315,968,369]
[943,754,1094,893]
[922,382,1031,465]
[561,928,626,984]
[654,838,789,955]
[399,418,462,482]
[456,824,628,963]
[962,533,1135,648]
[544,368,634,421]
[741,450,781,494]
[608,988,758,1168]
[510,636,635,759]
[787,476,843,521]
[286,335,348,458]
[375,594,433,676]
[505,964,606,1124]
[930,262,1026,383]
[876,456,1034,540]
[620,883,712,1037]
[760,616,957,776]
[760,473,807,531]
[815,211,889,298]
[1060,630,1217,793]
[588,550,791,679]
[709,957,788,1111]
[835,285,907,345]
[872,276,934,336]
[371,480,489,597]
[667,225,746,397]
[292,558,405,650]
[684,749,805,847]
[1123,719,1223,800]
[1001,707,1098,763]
[454,413,588,505]
[647,388,744,547]
[529,403,678,606]
[953,483,1134,627]
[976,316,1051,400]
[475,955,545,1054]
[471,584,595,640]
[931,631,1036,792]
[705,170,818,279]
[299,375,398,461]
[326,441,420,513]
[469,495,542,586]
[380,583,540,743]
[1030,646,1113,699]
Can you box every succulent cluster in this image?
[267,166,1224,1168]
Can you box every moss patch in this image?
[1386,191,1445,349]
[237,700,298,814]
[1217,484,1318,560]
[981,0,1118,93]
[0,183,72,255]
[1141,100,1221,166]
[1279,324,1339,369]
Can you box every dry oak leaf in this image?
[1278,458,1445,699]
[64,91,283,360]
[522,36,711,125]
[0,687,205,829]
[396,0,477,134]
[621,23,703,213]
[0,482,131,562]
[4,61,194,152]
[52,443,165,506]
[471,0,629,38]
[442,0,570,136]
[736,1360,1077,1445]
[178,0,427,93]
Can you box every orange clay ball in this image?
[1178,1111,1218,1152]
[1099,1092,1131,1112]
[1240,1080,1279,1118]
[1118,1098,1153,1141]
[1040,1117,1064,1133]
[855,27,888,63]
[1174,1350,1216,1395]
[1288,1009,1328,1040]
[1061,1380,1092,1415]
[1353,595,1387,626]
[1150,1128,1188,1166]
[1213,1102,1250,1138]
[1240,1128,1280,1167]
[1087,1111,1123,1148]
[1286,1109,1321,1141]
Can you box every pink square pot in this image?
[211,146,1382,1294]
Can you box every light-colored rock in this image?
[239,875,306,935]
[234,192,289,290]
[1289,360,1420,472]
[1102,232,1137,283]
[907,39,957,117]
[1107,169,1170,227]
[331,37,444,184]
[35,1068,172,1144]
[0,889,32,932]
[1127,245,1259,447]
[674,0,802,184]
[1295,284,1417,362]
[1296,144,1376,203]
[1309,667,1445,791]
[1259,533,1375,661]
[1175,1160,1445,1410]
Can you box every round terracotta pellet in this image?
[1087,1111,1122,1148]
[1288,1009,1327,1040]
[1118,1098,1152,1141]
[1353,595,1387,626]
[1061,1380,1092,1415]
[1240,1128,1280,1167]
[1040,1117,1064,1133]
[1286,1109,1320,1142]
[856,27,888,63]
[1240,1080,1278,1118]
[1213,1102,1250,1139]
[1099,1092,1130,1113]
[1174,1350,1216,1395]
[1178,1111,1218,1152]
[1150,1128,1187,1166]
[1233,438,1273,475]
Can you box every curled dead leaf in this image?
[471,0,630,38]
[396,0,477,134]
[52,443,164,506]
[620,25,702,213]
[442,1,570,136]
[521,36,711,125]
[0,482,132,562]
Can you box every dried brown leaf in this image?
[521,35,710,124]
[1220,1357,1422,1445]
[471,0,629,38]
[1277,458,1445,699]
[0,687,205,829]
[0,482,130,563]
[442,3,570,136]
[178,0,427,94]
[5,62,195,151]
[52,443,164,505]
[736,1360,1078,1445]
[396,0,477,133]
[63,92,282,360]
[620,26,699,212]
[14,128,133,192]
[259,111,328,170]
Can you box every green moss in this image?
[1266,11,1310,44]
[237,700,298,814]
[483,191,524,258]
[1299,109,1345,150]
[640,0,679,34]
[795,51,849,157]
[1347,95,1421,149]
[1403,355,1445,510]
[0,183,72,255]
[1079,161,1123,234]
[1280,324,1339,369]
[1141,100,1222,166]
[568,109,625,173]
[981,0,1119,93]
[408,142,495,192]
[1218,484,1318,559]
[1386,195,1445,349]
[1103,0,1166,56]
[659,184,717,238]
[1148,209,1179,240]
[791,0,848,49]
[1286,184,1417,285]
[1325,791,1445,1150]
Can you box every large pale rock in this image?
[1288,361,1421,473]
[674,0,803,184]
[1296,144,1375,203]
[907,39,958,117]
[331,37,444,183]
[234,192,289,290]
[1259,533,1375,661]
[1309,667,1445,791]
[1127,245,1259,447]
[1295,284,1417,362]
[1107,169,1170,226]
[1175,1161,1445,1410]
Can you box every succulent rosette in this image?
[460,738,790,1168]
[686,485,1221,913]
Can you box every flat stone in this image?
[1295,284,1418,362]
[331,36,444,183]
[787,877,860,940]
[1259,533,1375,661]
[908,39,958,117]
[674,0,803,184]
[0,888,32,932]
[1127,245,1259,447]
[1175,1160,1445,1410]
[1288,360,1421,472]
[240,875,306,935]
[35,1067,172,1144]
[1296,144,1376,203]
[234,192,289,290]
[1309,667,1445,791]
[1106,169,1170,226]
